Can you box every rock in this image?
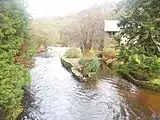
[36,45,47,54]
[61,57,73,71]
[71,67,87,82]
[61,57,88,82]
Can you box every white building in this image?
[104,20,128,45]
[104,20,120,36]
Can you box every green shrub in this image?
[114,47,160,81]
[0,1,33,119]
[79,57,100,74]
[65,48,81,58]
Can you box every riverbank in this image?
[121,73,160,93]
[61,55,160,93]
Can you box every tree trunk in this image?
[81,42,91,57]
[98,39,104,51]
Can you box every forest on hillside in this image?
[30,1,121,48]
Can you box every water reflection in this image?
[19,47,160,120]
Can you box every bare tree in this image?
[73,13,105,54]
[60,3,116,54]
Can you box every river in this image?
[19,47,160,120]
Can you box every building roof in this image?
[104,20,120,32]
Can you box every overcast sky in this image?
[27,0,121,18]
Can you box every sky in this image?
[27,0,121,18]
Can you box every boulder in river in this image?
[36,45,47,54]
[61,57,88,82]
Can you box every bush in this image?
[114,48,160,81]
[87,49,98,57]
[65,48,81,58]
[102,48,116,60]
[79,57,100,74]
[0,1,33,119]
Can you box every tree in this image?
[114,0,160,84]
[30,20,62,47]
[63,12,105,55]
[118,0,160,56]
[60,2,124,54]
[0,0,33,119]
[77,15,104,54]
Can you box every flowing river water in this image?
[19,47,160,120]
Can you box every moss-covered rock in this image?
[61,57,73,71]
[61,57,87,82]
[71,67,87,82]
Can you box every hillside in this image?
[30,1,124,47]
[60,1,119,20]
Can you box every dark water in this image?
[19,47,160,120]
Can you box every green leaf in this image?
[134,54,141,64]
